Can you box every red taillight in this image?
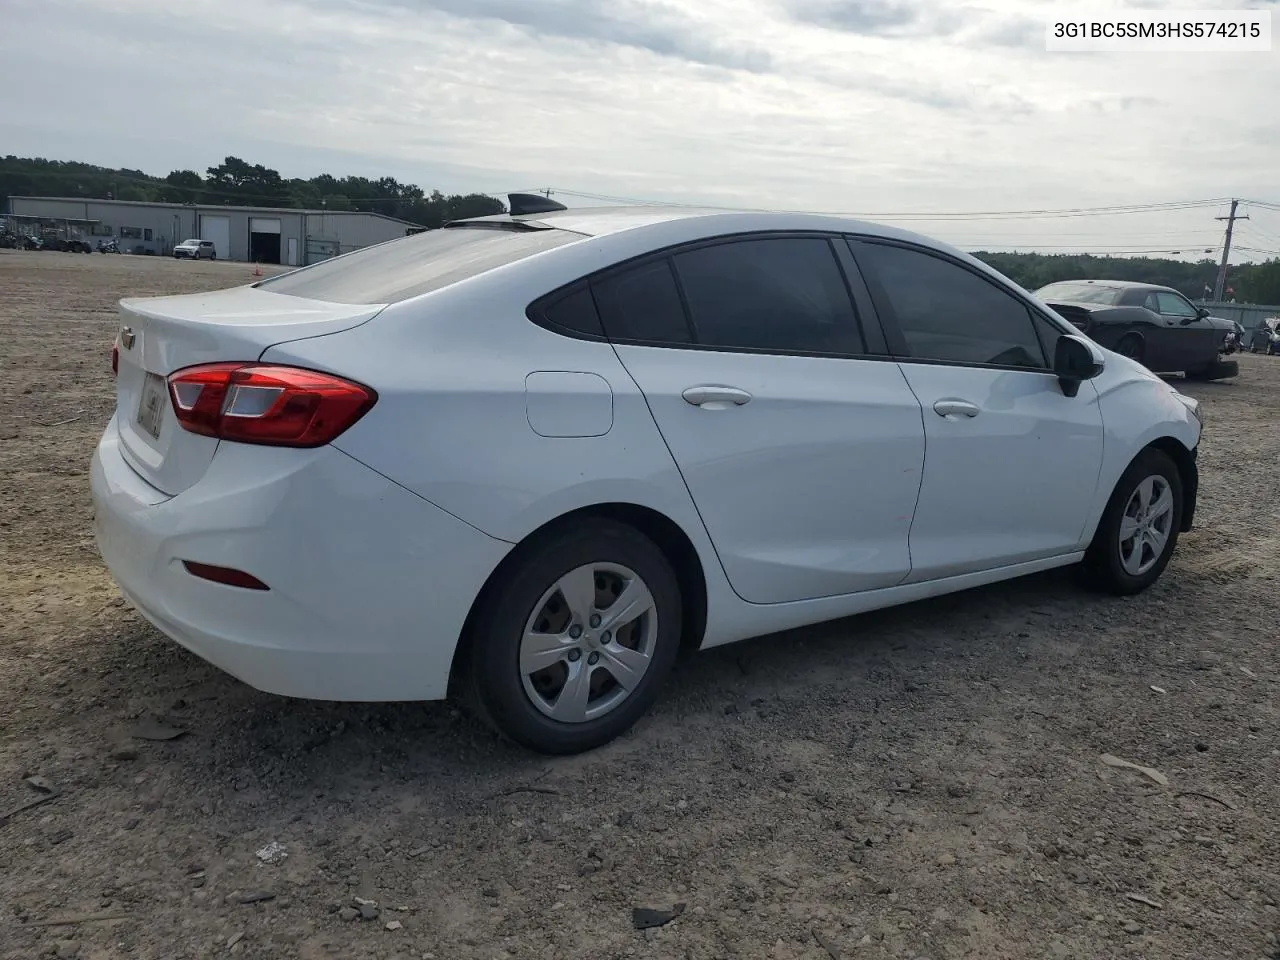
[167,363,376,447]
[182,560,269,590]
[112,343,119,376]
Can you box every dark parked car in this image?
[1035,280,1238,381]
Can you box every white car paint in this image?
[91,206,1202,707]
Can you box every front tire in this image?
[1082,448,1183,595]
[460,519,683,755]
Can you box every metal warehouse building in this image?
[6,196,424,266]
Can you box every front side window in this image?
[671,238,865,354]
[1156,291,1198,318]
[857,242,1047,369]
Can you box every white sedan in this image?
[92,196,1203,754]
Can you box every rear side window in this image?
[538,284,605,337]
[857,242,1047,369]
[592,259,692,344]
[257,226,579,304]
[672,238,864,354]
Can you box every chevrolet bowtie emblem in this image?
[120,326,136,349]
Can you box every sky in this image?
[2,0,1278,258]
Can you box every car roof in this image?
[453,205,974,258]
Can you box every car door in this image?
[1154,291,1215,369]
[848,238,1105,582]
[1132,290,1181,370]
[595,235,927,604]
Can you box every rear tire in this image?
[1081,448,1183,595]
[1114,334,1144,364]
[460,519,683,755]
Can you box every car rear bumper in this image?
[90,417,511,701]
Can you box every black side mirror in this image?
[1054,334,1104,397]
[1195,306,1210,319]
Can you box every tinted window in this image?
[537,285,604,337]
[257,226,579,304]
[592,259,691,344]
[860,243,1046,368]
[1035,282,1123,306]
[1156,291,1197,317]
[673,238,864,354]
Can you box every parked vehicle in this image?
[20,235,42,251]
[173,239,216,260]
[1221,320,1245,355]
[97,238,120,254]
[1035,280,1238,381]
[36,236,92,253]
[92,200,1204,755]
[1250,317,1280,355]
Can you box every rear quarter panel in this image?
[257,252,724,572]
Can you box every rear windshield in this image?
[256,225,580,305]
[1035,282,1123,305]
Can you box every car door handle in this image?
[682,385,753,408]
[933,399,980,419]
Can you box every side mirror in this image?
[1195,306,1210,319]
[1054,334,1105,397]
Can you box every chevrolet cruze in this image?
[92,195,1203,754]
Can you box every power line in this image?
[544,188,1233,221]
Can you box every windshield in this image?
[1035,282,1123,305]
[256,225,580,305]
[179,239,200,246]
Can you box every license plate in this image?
[135,372,167,440]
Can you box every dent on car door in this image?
[595,235,927,604]
[849,239,1105,581]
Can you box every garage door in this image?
[248,218,283,265]
[199,216,230,260]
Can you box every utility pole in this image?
[542,188,553,199]
[1213,199,1248,301]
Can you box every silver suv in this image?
[174,239,216,260]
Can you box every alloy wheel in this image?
[1118,475,1174,576]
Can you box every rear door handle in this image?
[682,385,753,409]
[933,399,980,419]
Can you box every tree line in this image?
[1,155,505,229]
[4,154,1278,303]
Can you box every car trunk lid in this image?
[113,285,384,495]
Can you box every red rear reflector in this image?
[182,561,270,591]
[166,363,376,447]
[112,343,119,376]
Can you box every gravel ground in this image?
[1,249,1278,960]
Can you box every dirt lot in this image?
[1,249,1277,960]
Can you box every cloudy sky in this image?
[2,0,1278,256]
